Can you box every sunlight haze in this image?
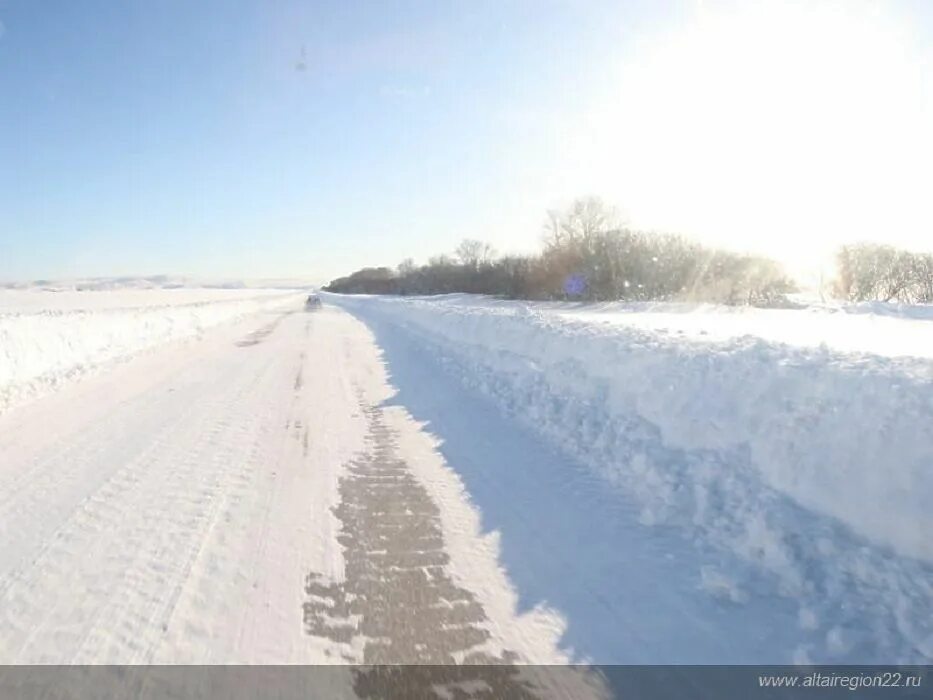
[565,1,933,281]
[1,0,931,284]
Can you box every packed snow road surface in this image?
[0,298,609,697]
[0,303,575,676]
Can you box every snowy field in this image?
[549,297,933,360]
[0,287,301,312]
[328,293,933,665]
[0,287,304,413]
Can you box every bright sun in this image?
[560,1,933,280]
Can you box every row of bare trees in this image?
[533,199,795,305]
[324,198,797,305]
[833,243,933,303]
[325,198,932,306]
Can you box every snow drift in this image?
[330,293,933,663]
[0,289,302,413]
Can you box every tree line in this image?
[324,198,932,306]
[833,243,933,303]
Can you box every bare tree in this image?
[455,239,496,269]
[910,253,933,302]
[543,197,619,250]
[397,258,416,276]
[428,254,456,267]
[833,244,932,303]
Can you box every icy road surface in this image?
[0,293,930,677]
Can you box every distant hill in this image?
[1,276,317,291]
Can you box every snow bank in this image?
[0,287,302,312]
[0,289,302,413]
[330,293,933,663]
[524,298,933,360]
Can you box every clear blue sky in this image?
[2,1,931,283]
[0,0,671,282]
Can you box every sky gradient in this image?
[1,1,931,283]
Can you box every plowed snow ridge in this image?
[0,289,303,413]
[330,293,933,664]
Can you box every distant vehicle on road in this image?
[305,294,322,311]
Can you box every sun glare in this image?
[563,1,933,279]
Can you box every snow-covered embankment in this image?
[330,293,933,663]
[0,289,302,413]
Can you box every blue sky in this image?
[0,0,665,282]
[1,1,931,283]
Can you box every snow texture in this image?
[0,288,303,413]
[328,292,933,664]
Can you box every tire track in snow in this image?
[235,309,296,347]
[0,310,323,663]
[3,345,280,662]
[302,400,566,698]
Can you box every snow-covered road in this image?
[1,291,930,679]
[0,302,586,689]
[0,306,346,663]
